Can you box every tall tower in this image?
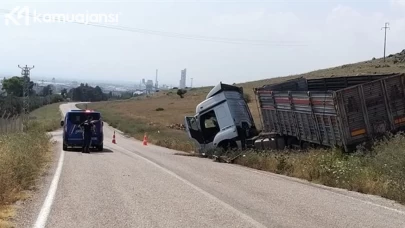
[155,69,159,90]
[18,64,34,114]
[180,68,187,89]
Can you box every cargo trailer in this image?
[255,73,405,151]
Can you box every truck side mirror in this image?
[60,120,64,127]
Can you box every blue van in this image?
[60,110,104,151]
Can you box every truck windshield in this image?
[68,113,101,124]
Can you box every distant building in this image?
[179,68,187,89]
[133,90,145,96]
[145,79,154,94]
[112,91,123,97]
[33,83,57,95]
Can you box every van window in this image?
[68,113,100,124]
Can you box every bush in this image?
[155,107,164,111]
[177,89,187,98]
[243,93,252,103]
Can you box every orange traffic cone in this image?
[143,133,148,146]
[112,131,116,144]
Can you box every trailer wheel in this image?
[218,140,238,153]
[301,142,310,150]
[286,137,299,149]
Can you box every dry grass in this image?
[0,103,62,227]
[235,133,405,204]
[0,206,14,228]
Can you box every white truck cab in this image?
[185,82,258,153]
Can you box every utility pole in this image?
[190,78,193,88]
[381,22,390,62]
[155,69,159,90]
[18,65,34,115]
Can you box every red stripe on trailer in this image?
[261,106,275,110]
[257,91,273,94]
[292,99,310,105]
[274,98,290,103]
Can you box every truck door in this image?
[184,116,205,151]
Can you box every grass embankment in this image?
[28,102,64,132]
[0,102,63,227]
[236,134,405,204]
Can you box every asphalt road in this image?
[13,103,405,228]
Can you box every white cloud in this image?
[215,11,265,26]
[392,0,405,7]
[390,0,405,13]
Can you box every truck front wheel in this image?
[218,140,238,152]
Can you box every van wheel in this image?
[97,144,103,152]
[63,143,68,151]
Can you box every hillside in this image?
[84,49,405,151]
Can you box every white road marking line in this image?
[108,143,267,228]
[33,149,65,228]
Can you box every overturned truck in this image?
[185,73,405,152]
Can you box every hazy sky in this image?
[1,0,404,87]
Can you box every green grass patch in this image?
[28,102,64,132]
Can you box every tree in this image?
[41,85,53,96]
[1,76,34,97]
[68,84,108,102]
[61,88,68,98]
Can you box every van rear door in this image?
[66,112,85,139]
[67,112,101,139]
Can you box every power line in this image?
[0,8,308,46]
[381,22,390,62]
